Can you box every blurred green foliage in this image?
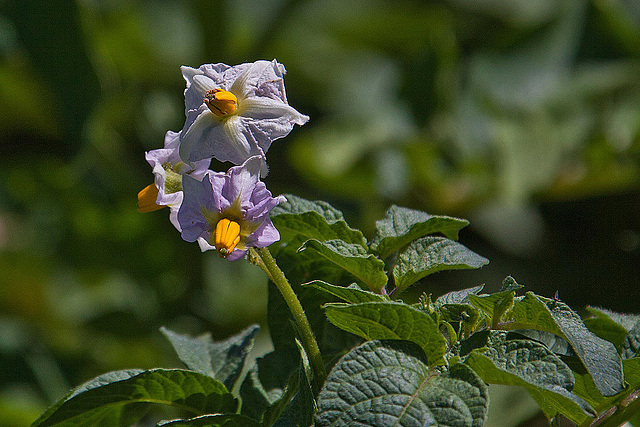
[0,0,639,425]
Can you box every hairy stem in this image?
[249,247,327,387]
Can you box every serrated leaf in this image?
[393,236,488,292]
[324,302,447,365]
[370,205,469,258]
[505,292,624,396]
[303,280,388,304]
[316,340,488,427]
[435,285,484,306]
[32,369,237,427]
[160,325,258,391]
[465,340,594,424]
[300,239,388,293]
[158,414,261,427]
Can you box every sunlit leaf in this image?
[316,340,488,426]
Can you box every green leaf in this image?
[158,414,261,427]
[271,194,347,223]
[435,285,484,305]
[324,302,447,365]
[393,236,489,292]
[584,307,640,359]
[468,290,516,328]
[303,280,388,304]
[369,205,469,258]
[465,340,594,424]
[300,239,388,293]
[584,306,631,348]
[239,351,315,427]
[32,369,237,427]
[505,293,625,396]
[160,325,259,392]
[316,340,488,426]
[500,276,524,292]
[239,351,300,422]
[622,322,640,359]
[271,197,366,247]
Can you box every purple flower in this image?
[178,155,285,260]
[178,60,309,173]
[137,131,210,230]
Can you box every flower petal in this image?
[178,174,214,242]
[241,96,309,125]
[245,217,280,248]
[223,156,262,207]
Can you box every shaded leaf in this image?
[393,236,488,292]
[300,239,388,293]
[239,351,299,421]
[370,205,469,258]
[160,325,259,391]
[316,340,488,426]
[324,302,447,365]
[158,414,261,427]
[32,369,237,427]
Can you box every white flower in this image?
[179,60,309,174]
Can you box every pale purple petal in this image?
[241,96,309,125]
[223,156,262,207]
[180,113,264,166]
[168,204,182,232]
[245,217,280,248]
[178,60,308,168]
[178,174,214,242]
[226,249,248,261]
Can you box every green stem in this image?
[249,247,327,387]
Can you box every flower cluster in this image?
[138,60,308,260]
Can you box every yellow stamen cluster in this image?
[137,184,165,213]
[214,218,241,258]
[204,89,237,117]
